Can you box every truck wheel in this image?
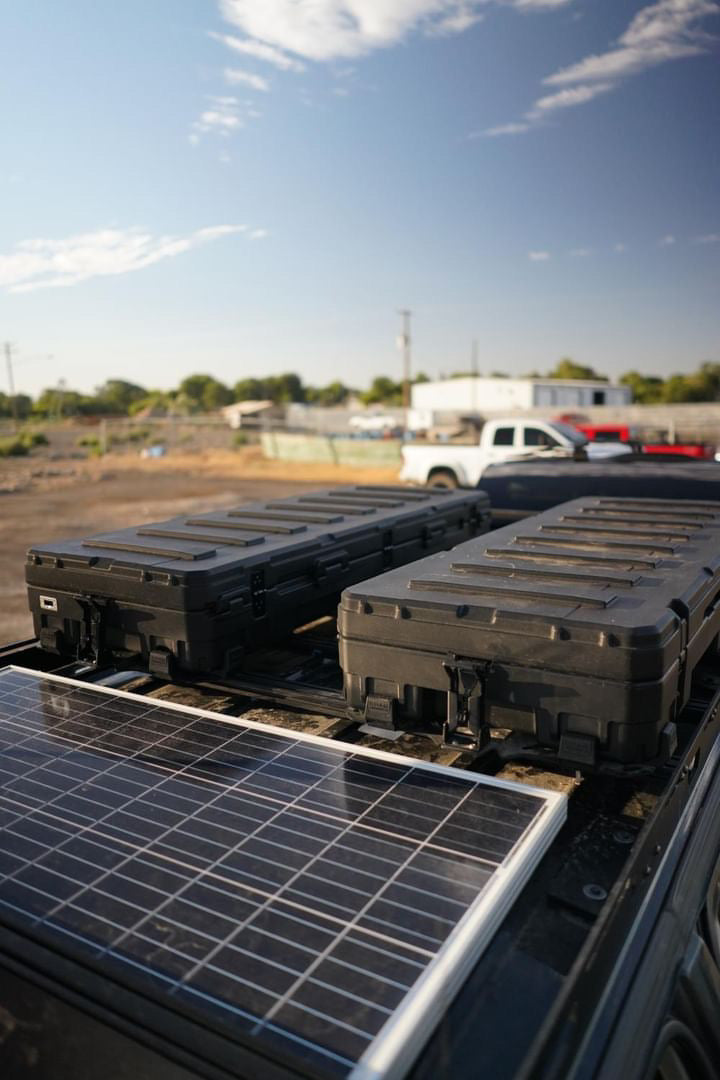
[428,468,459,489]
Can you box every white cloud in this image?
[569,247,591,257]
[0,224,250,294]
[208,30,306,70]
[544,0,718,85]
[659,234,676,246]
[250,228,269,239]
[480,0,719,135]
[529,81,614,114]
[695,232,720,243]
[192,95,244,138]
[190,95,263,140]
[224,67,270,91]
[480,121,532,137]
[528,250,551,261]
[216,1,571,63]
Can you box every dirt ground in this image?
[0,447,399,643]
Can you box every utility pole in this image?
[55,377,66,422]
[4,342,18,432]
[397,309,412,414]
[471,338,479,415]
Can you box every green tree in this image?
[94,379,147,414]
[32,387,104,418]
[547,358,608,382]
[305,381,352,406]
[619,370,664,404]
[233,377,269,401]
[265,373,305,403]
[360,376,403,406]
[178,374,233,412]
[233,373,306,404]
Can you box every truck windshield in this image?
[551,423,588,447]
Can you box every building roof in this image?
[221,399,276,416]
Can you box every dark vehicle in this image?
[480,459,720,524]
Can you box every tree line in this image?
[1,359,717,420]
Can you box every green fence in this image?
[261,432,402,467]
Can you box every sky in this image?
[1,0,718,397]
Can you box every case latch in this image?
[441,656,490,750]
[78,596,109,666]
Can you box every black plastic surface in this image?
[339,497,720,764]
[26,486,490,674]
[481,460,720,520]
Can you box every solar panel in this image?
[0,667,566,1080]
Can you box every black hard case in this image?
[481,460,720,522]
[338,497,720,765]
[26,486,490,674]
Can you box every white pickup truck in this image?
[400,418,627,487]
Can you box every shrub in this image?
[0,436,29,457]
[233,431,249,448]
[21,430,48,448]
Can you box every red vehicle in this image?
[558,416,715,460]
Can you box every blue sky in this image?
[1,0,718,396]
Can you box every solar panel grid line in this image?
[0,668,566,1080]
[1,723,456,984]
[21,735,350,962]
[1,695,520,874]
[139,762,415,991]
[0,703,253,927]
[170,755,419,996]
[349,790,567,1080]
[255,779,481,1036]
[0,789,444,974]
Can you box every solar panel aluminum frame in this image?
[0,666,566,1080]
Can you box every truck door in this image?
[487,424,516,464]
[521,424,563,453]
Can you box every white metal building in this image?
[411,376,631,414]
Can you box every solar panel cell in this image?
[0,667,565,1080]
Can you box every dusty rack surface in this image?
[1,628,719,1080]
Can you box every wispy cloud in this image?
[216,1,573,64]
[529,81,614,114]
[659,234,676,246]
[528,250,551,261]
[224,67,270,91]
[569,247,591,257]
[480,0,719,136]
[0,225,250,294]
[482,121,532,137]
[190,95,244,140]
[208,30,306,71]
[614,242,627,252]
[189,95,262,141]
[695,232,720,243]
[545,0,719,87]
